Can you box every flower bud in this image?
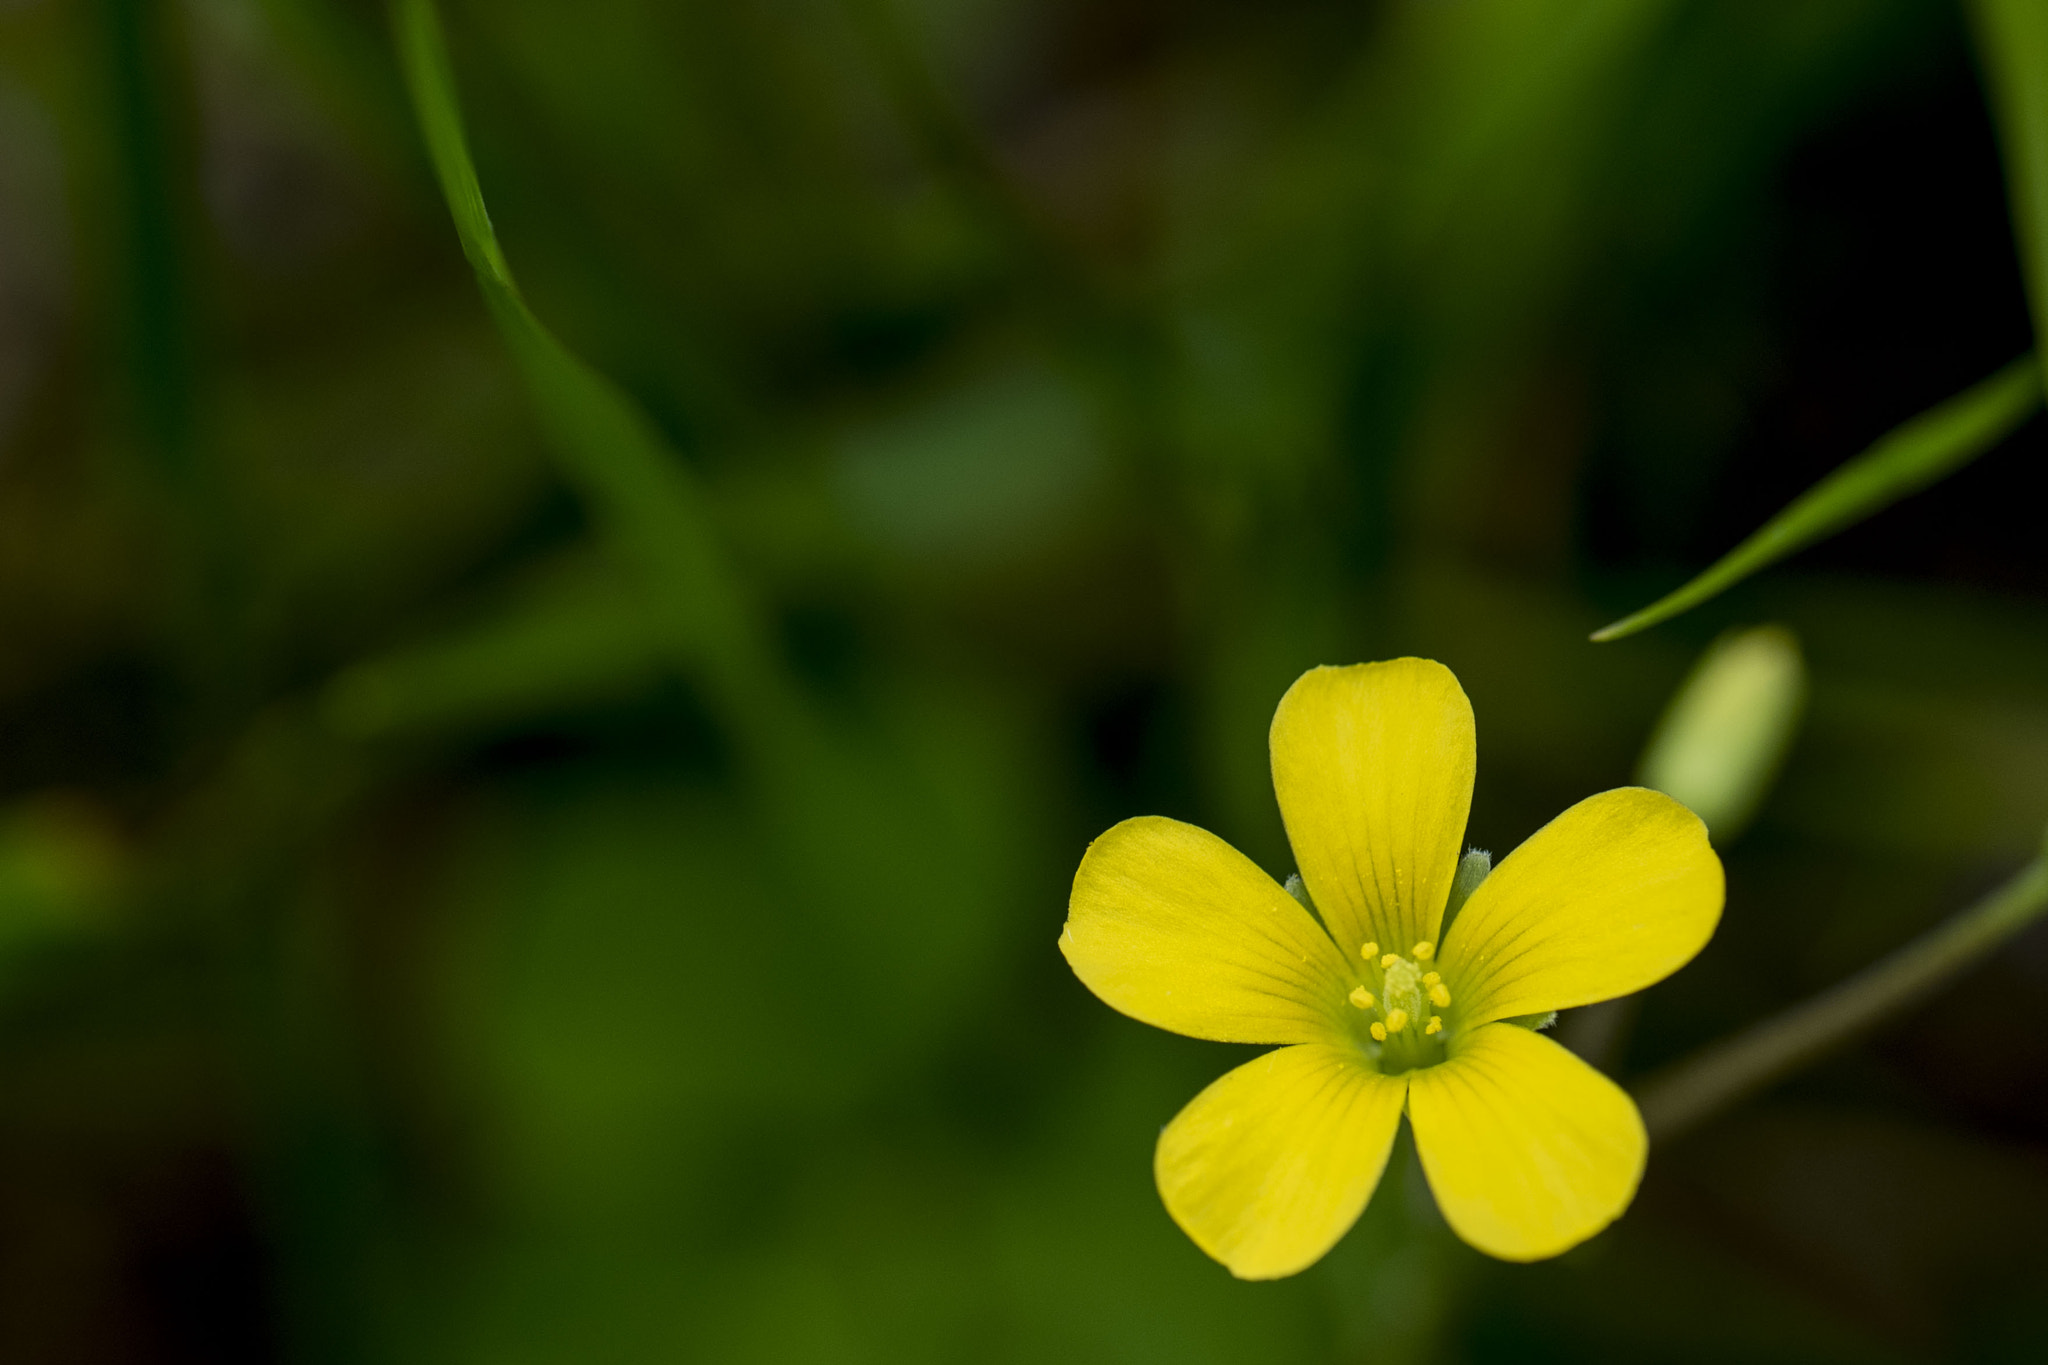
[1638,625,1806,840]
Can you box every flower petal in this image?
[1270,660,1475,960]
[1441,787,1723,1026]
[1407,1024,1646,1261]
[1061,816,1355,1044]
[1155,1043,1408,1279]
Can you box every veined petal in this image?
[1270,660,1475,959]
[1062,816,1355,1044]
[1408,1024,1645,1262]
[1442,787,1723,1026]
[1156,1043,1408,1279]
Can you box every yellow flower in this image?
[1059,659,1724,1278]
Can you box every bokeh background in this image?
[2,0,2048,1360]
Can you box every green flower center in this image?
[1347,940,1453,1074]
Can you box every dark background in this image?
[0,0,2046,1360]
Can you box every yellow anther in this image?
[1380,953,1398,969]
[1422,971,1441,986]
[1428,983,1452,1008]
[1348,986,1375,1010]
[1413,941,1436,961]
[1359,941,1379,960]
[1383,1008,1410,1034]
[1369,1022,1387,1042]
[1425,1016,1442,1035]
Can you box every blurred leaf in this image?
[0,794,122,946]
[319,555,662,739]
[831,358,1105,563]
[1973,0,2048,387]
[1592,354,2039,641]
[1167,0,1676,504]
[982,1030,1336,1365]
[215,315,546,660]
[433,781,855,1224]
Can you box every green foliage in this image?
[0,0,2044,1359]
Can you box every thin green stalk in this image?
[1592,354,2041,642]
[1635,837,2048,1142]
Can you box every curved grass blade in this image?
[1592,354,2039,642]
[387,0,777,716]
[1973,0,2048,390]
[383,1,1022,1041]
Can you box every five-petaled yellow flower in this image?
[1059,659,1724,1277]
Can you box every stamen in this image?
[1359,941,1379,960]
[1348,986,1375,1010]
[1422,971,1441,986]
[1369,1022,1387,1042]
[1424,1016,1442,1035]
[1428,983,1452,1008]
[1412,941,1436,961]
[1380,953,1398,969]
[1383,1008,1410,1034]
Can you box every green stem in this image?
[1635,837,2048,1143]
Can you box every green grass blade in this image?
[387,0,774,711]
[1973,0,2048,387]
[1592,354,2040,642]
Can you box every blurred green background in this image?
[2,0,2048,1360]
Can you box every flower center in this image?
[1346,940,1453,1073]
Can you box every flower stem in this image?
[1635,834,2048,1143]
